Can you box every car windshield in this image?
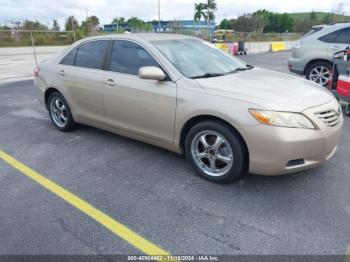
[151,39,250,79]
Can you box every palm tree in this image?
[194,3,206,32]
[205,0,217,34]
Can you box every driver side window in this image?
[109,40,160,75]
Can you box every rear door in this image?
[58,40,109,123]
[102,40,177,144]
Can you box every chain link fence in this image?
[0,30,76,47]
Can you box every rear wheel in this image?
[305,61,331,86]
[185,121,247,183]
[48,92,77,132]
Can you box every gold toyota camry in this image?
[34,33,343,182]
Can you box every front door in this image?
[103,40,176,144]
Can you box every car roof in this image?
[81,33,196,42]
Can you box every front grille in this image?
[315,110,341,127]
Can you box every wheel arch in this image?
[44,87,61,110]
[179,115,249,165]
[303,59,332,75]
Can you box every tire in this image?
[305,61,332,86]
[48,92,77,132]
[185,120,247,183]
[345,104,350,117]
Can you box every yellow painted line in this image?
[345,245,350,262]
[0,150,170,257]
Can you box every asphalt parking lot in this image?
[0,51,349,259]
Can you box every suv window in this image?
[334,27,350,44]
[75,40,108,69]
[109,40,160,75]
[319,27,350,44]
[60,48,77,65]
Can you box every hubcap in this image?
[191,130,234,177]
[309,66,330,86]
[50,97,67,128]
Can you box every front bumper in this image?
[244,100,343,175]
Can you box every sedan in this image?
[34,33,343,183]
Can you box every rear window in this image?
[319,27,350,44]
[60,48,77,65]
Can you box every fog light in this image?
[287,159,305,167]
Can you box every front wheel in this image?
[185,121,247,183]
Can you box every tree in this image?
[65,16,78,31]
[22,20,48,30]
[80,15,100,34]
[52,19,60,31]
[194,3,206,23]
[219,18,231,30]
[88,15,99,28]
[206,0,217,22]
[126,17,150,32]
[293,17,313,32]
[112,17,125,24]
[333,3,344,16]
[253,9,270,33]
[194,3,207,32]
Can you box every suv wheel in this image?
[48,92,77,131]
[305,61,331,86]
[185,121,247,183]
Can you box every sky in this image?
[0,0,349,28]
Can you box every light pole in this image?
[158,0,161,32]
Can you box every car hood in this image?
[195,68,334,112]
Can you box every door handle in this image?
[103,79,116,86]
[58,70,66,76]
[330,46,339,50]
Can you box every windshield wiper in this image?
[190,73,224,79]
[226,64,255,74]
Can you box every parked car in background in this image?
[328,49,350,116]
[35,34,343,183]
[288,22,350,86]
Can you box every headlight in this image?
[249,109,316,129]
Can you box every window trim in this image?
[59,47,78,66]
[60,39,110,70]
[105,39,174,81]
[318,27,350,44]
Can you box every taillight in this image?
[33,66,39,77]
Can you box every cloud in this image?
[0,0,349,28]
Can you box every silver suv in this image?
[288,22,350,86]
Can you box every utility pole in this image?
[158,0,161,32]
[85,8,89,33]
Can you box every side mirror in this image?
[138,66,166,81]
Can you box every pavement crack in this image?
[235,220,284,242]
[199,230,241,251]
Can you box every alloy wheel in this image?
[50,97,67,128]
[191,130,234,177]
[309,66,330,86]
